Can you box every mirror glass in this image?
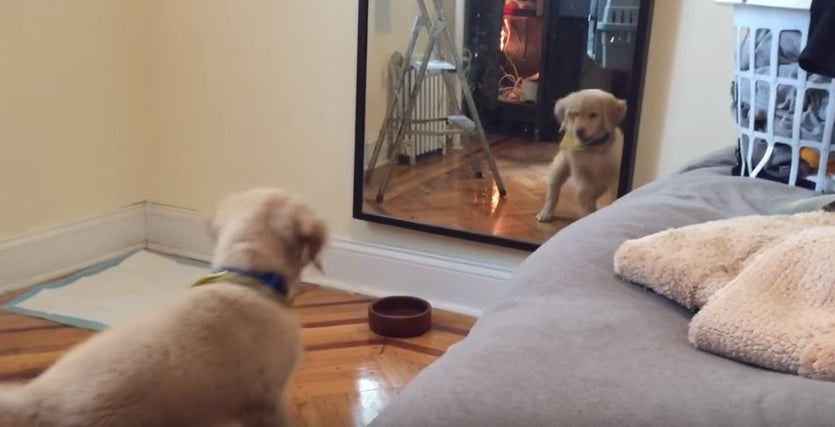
[355,0,653,250]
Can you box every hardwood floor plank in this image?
[0,328,93,356]
[303,317,368,329]
[301,323,466,354]
[0,350,67,380]
[380,346,439,367]
[296,302,374,323]
[293,284,373,307]
[290,358,392,399]
[295,298,376,309]
[292,387,402,427]
[298,345,386,364]
[431,309,476,333]
[0,312,60,329]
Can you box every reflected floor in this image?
[363,135,606,244]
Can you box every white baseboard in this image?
[302,239,512,316]
[145,203,513,316]
[0,204,146,295]
[0,202,513,315]
[145,203,213,262]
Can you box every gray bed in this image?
[369,147,835,427]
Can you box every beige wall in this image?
[633,1,738,186]
[1,0,739,266]
[0,0,148,239]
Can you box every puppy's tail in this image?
[0,383,32,426]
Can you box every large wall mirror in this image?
[353,0,654,251]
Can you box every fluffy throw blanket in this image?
[614,211,835,381]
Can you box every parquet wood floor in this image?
[0,283,475,427]
[362,135,618,245]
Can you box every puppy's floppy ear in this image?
[205,215,219,242]
[604,97,627,130]
[291,205,328,273]
[554,95,570,131]
[205,205,225,243]
[262,190,328,271]
[207,192,240,242]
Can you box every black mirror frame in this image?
[352,0,655,252]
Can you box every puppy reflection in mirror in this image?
[536,89,626,222]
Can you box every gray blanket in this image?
[370,146,835,427]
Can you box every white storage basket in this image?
[729,3,835,192]
[587,0,640,70]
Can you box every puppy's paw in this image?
[535,210,553,223]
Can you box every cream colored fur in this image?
[0,187,328,427]
[536,88,626,222]
[614,210,835,381]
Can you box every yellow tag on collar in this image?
[190,271,297,306]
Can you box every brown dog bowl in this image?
[368,296,432,338]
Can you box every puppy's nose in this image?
[576,129,587,140]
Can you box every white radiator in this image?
[393,63,450,164]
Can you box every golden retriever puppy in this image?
[536,89,627,222]
[0,187,328,427]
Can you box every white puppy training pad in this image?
[2,250,210,330]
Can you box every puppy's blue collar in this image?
[191,267,289,301]
[216,267,288,297]
[583,132,612,147]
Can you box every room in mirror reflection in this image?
[362,0,640,244]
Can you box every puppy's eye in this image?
[589,113,598,119]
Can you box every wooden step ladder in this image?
[364,0,507,203]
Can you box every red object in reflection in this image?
[504,2,518,15]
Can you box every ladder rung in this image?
[403,118,448,124]
[447,115,476,132]
[405,129,470,136]
[410,59,457,73]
